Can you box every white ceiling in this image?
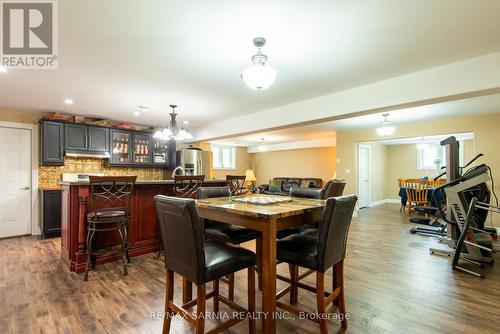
[366,132,474,146]
[210,93,500,147]
[1,0,500,129]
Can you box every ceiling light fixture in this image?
[376,113,395,136]
[0,66,7,73]
[258,138,268,152]
[133,111,141,117]
[64,98,74,105]
[241,37,277,90]
[153,104,194,141]
[183,120,189,125]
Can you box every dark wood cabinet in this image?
[88,126,109,152]
[40,121,64,165]
[64,124,110,153]
[40,189,62,238]
[64,123,87,150]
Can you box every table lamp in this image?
[245,169,257,192]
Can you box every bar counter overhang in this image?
[60,179,226,273]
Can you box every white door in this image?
[0,127,31,238]
[358,145,370,209]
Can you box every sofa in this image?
[259,178,346,198]
[258,177,323,195]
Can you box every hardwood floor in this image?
[1,204,499,333]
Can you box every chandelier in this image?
[241,37,277,90]
[376,113,395,136]
[153,105,193,141]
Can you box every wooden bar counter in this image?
[60,179,226,273]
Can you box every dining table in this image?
[189,194,326,334]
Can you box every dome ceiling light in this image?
[376,113,395,136]
[153,104,193,141]
[241,37,277,90]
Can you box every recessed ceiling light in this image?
[133,111,141,116]
[0,66,7,73]
[64,98,74,105]
[183,120,189,125]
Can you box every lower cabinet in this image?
[40,189,62,238]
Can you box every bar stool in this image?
[226,175,246,195]
[174,175,205,198]
[84,176,136,281]
[275,195,357,332]
[154,195,256,334]
[198,186,260,300]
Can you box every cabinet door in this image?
[110,130,132,164]
[132,133,152,165]
[64,124,88,150]
[41,121,64,165]
[42,190,61,238]
[88,126,109,152]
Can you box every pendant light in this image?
[376,113,395,136]
[153,105,194,141]
[258,138,268,152]
[241,37,277,90]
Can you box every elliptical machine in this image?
[428,138,498,277]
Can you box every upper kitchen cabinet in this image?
[64,124,110,156]
[40,121,64,165]
[110,130,132,165]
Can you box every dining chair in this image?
[398,178,405,211]
[322,179,346,198]
[174,175,205,198]
[84,176,136,281]
[198,186,260,301]
[404,178,431,212]
[226,175,247,195]
[154,195,256,334]
[275,195,357,332]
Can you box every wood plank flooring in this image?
[1,204,499,333]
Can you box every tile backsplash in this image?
[39,157,163,188]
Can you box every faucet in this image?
[171,166,185,178]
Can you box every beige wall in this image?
[385,140,474,199]
[251,146,336,185]
[0,108,43,124]
[336,112,500,226]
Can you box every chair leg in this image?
[84,229,95,281]
[289,264,299,304]
[163,269,174,334]
[195,284,206,334]
[213,279,220,313]
[118,227,128,276]
[124,224,130,264]
[336,260,348,329]
[316,272,328,334]
[227,273,235,301]
[248,266,256,334]
[256,237,263,291]
[332,265,338,307]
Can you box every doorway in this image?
[358,144,370,208]
[0,126,32,238]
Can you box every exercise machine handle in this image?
[463,153,483,169]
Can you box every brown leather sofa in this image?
[258,177,323,195]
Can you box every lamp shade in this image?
[241,64,277,90]
[245,169,257,182]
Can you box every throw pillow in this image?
[268,184,282,193]
[299,180,310,188]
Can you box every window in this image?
[417,140,465,171]
[417,143,445,171]
[211,144,236,169]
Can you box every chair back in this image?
[88,176,136,217]
[226,175,246,195]
[289,187,324,199]
[198,186,231,199]
[154,195,206,284]
[397,177,404,189]
[432,178,446,187]
[322,180,346,199]
[317,195,357,272]
[174,175,205,198]
[404,179,431,206]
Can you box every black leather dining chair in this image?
[198,186,260,300]
[275,195,357,332]
[154,195,256,334]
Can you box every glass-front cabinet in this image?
[132,133,151,164]
[110,130,132,164]
[152,138,170,164]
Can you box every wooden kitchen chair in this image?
[226,175,247,195]
[404,179,431,212]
